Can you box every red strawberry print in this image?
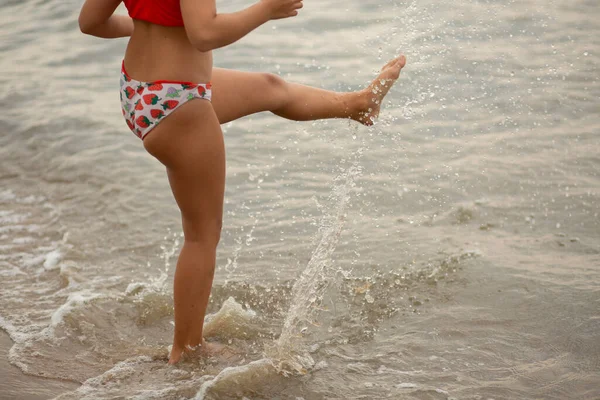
[135,129,142,138]
[205,83,212,90]
[121,108,126,116]
[124,86,135,99]
[148,83,163,91]
[135,99,143,111]
[198,86,206,97]
[150,109,165,119]
[143,94,161,105]
[136,115,153,128]
[161,100,180,110]
[181,83,198,90]
[136,85,144,95]
[126,119,135,131]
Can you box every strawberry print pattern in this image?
[119,62,212,139]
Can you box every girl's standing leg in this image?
[210,55,406,125]
[142,99,225,365]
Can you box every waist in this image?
[123,20,212,83]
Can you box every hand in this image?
[260,0,303,20]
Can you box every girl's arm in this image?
[181,0,303,52]
[79,0,133,38]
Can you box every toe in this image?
[383,58,398,70]
[396,55,407,68]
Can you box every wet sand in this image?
[0,330,79,400]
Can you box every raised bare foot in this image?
[351,55,407,126]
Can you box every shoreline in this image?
[0,329,79,400]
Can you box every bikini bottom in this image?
[119,61,212,140]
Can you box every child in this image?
[78,0,406,364]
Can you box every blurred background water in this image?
[0,0,599,399]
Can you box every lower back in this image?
[124,20,213,83]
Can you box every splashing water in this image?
[267,154,363,374]
[194,152,364,399]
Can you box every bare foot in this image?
[168,343,186,365]
[168,340,240,365]
[351,55,407,126]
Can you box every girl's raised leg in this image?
[142,99,226,365]
[210,55,406,125]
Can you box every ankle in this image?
[344,90,367,117]
[357,89,372,113]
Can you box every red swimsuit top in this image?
[123,0,184,27]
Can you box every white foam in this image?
[0,314,30,343]
[377,365,423,376]
[194,358,275,400]
[0,189,16,202]
[396,382,418,389]
[203,297,257,338]
[12,236,35,244]
[65,356,154,399]
[0,189,74,378]
[50,291,103,327]
[21,252,50,268]
[125,282,146,296]
[43,249,62,270]
[0,263,25,277]
[0,210,28,224]
[124,268,170,299]
[0,223,42,234]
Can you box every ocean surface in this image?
[1,0,599,399]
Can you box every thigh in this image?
[143,100,225,242]
[210,68,284,124]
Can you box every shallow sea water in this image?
[1,0,599,399]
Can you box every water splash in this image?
[224,213,259,280]
[194,151,365,398]
[125,229,180,297]
[266,151,363,375]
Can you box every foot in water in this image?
[350,55,407,126]
[168,340,240,365]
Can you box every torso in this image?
[123,18,212,84]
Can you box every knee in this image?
[182,217,222,246]
[262,73,289,108]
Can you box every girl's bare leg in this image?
[142,99,225,365]
[138,55,406,365]
[210,55,406,125]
